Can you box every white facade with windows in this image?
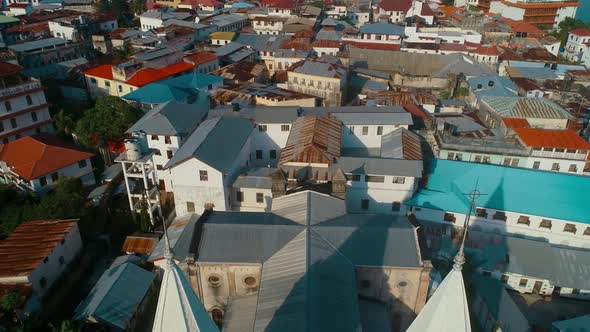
[0,79,53,143]
[147,134,182,191]
[28,158,95,192]
[251,122,291,166]
[341,123,409,148]
[346,173,419,215]
[410,206,590,249]
[563,29,590,66]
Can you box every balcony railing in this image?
[0,80,42,99]
[531,150,587,160]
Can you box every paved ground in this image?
[509,291,590,331]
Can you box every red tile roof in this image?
[502,117,530,128]
[0,61,22,77]
[472,45,502,56]
[311,40,341,48]
[504,18,544,35]
[0,134,93,181]
[421,3,435,16]
[513,128,590,150]
[83,64,113,80]
[83,61,195,87]
[569,28,590,37]
[184,51,218,66]
[0,219,79,278]
[378,0,413,12]
[281,38,313,51]
[343,41,402,51]
[9,3,29,8]
[179,0,222,6]
[261,0,299,9]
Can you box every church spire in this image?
[152,218,220,332]
[406,187,482,332]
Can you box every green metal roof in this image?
[407,159,590,224]
[0,16,20,24]
[74,261,155,330]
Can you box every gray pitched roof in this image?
[164,116,254,172]
[232,167,276,189]
[332,112,413,125]
[149,214,199,262]
[127,101,208,136]
[195,191,422,332]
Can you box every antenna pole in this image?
[453,189,479,271]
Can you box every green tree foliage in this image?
[0,178,85,239]
[130,0,145,15]
[75,96,143,147]
[0,293,18,312]
[550,17,590,47]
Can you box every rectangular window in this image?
[39,176,47,187]
[503,158,511,166]
[164,136,171,144]
[584,227,590,236]
[157,165,163,170]
[349,126,355,135]
[392,202,401,212]
[236,191,243,202]
[187,202,195,212]
[258,125,267,132]
[568,164,577,172]
[151,135,159,141]
[493,211,507,221]
[500,274,509,283]
[281,124,290,132]
[551,163,560,171]
[365,175,385,183]
[346,174,361,182]
[26,95,32,106]
[51,172,58,182]
[104,80,110,87]
[392,176,405,184]
[270,150,277,159]
[483,156,491,164]
[167,150,173,159]
[199,170,209,181]
[10,118,17,128]
[90,78,97,84]
[476,208,487,218]
[517,216,530,226]
[4,101,11,111]
[361,199,369,210]
[455,153,463,161]
[474,155,482,163]
[362,126,369,135]
[155,149,161,156]
[539,219,552,229]
[519,278,528,287]
[511,158,519,167]
[444,213,456,223]
[256,150,263,159]
[78,159,87,168]
[377,126,383,135]
[533,161,541,169]
[256,193,264,203]
[563,224,577,234]
[0,121,3,132]
[31,111,38,122]
[118,85,122,93]
[447,152,455,160]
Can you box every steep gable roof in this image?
[279,116,342,165]
[0,134,93,181]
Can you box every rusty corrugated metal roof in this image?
[0,219,78,278]
[279,116,341,166]
[122,235,159,254]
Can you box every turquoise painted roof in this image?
[553,315,590,331]
[407,159,590,224]
[122,72,223,104]
[74,262,155,329]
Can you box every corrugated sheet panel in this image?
[254,230,307,332]
[279,116,341,166]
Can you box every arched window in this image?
[211,308,224,328]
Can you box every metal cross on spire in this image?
[453,180,487,271]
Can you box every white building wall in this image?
[170,159,226,216]
[230,187,272,211]
[0,83,52,143]
[346,175,418,214]
[48,22,77,41]
[29,157,95,192]
[147,134,182,190]
[341,124,408,149]
[251,123,291,166]
[170,135,253,216]
[410,207,590,249]
[28,224,83,297]
[489,2,525,21]
[140,16,164,31]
